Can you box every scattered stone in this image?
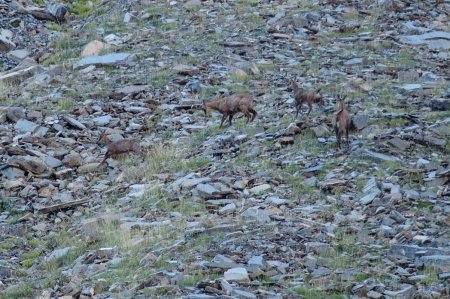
[81,40,105,57]
[224,267,250,282]
[399,31,450,50]
[249,184,271,194]
[0,35,16,51]
[46,247,72,261]
[73,53,137,70]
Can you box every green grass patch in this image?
[21,249,43,260]
[0,284,34,299]
[150,69,173,88]
[20,259,35,268]
[55,98,74,112]
[65,0,101,17]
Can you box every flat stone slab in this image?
[399,31,450,50]
[73,53,137,70]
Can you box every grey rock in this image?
[388,137,411,150]
[14,119,39,133]
[93,115,112,126]
[210,255,239,269]
[356,149,402,162]
[400,83,422,91]
[224,267,250,282]
[404,189,420,200]
[286,122,301,135]
[181,177,211,189]
[123,12,137,23]
[389,244,450,259]
[390,210,406,223]
[124,106,151,114]
[431,98,450,111]
[46,247,72,261]
[47,3,69,22]
[7,156,50,175]
[304,176,317,187]
[311,266,332,278]
[384,285,415,299]
[62,115,87,130]
[7,107,26,122]
[44,156,62,168]
[399,31,450,50]
[0,265,12,277]
[351,115,369,130]
[360,190,381,205]
[62,153,83,168]
[268,10,285,24]
[0,35,15,52]
[219,203,236,214]
[311,125,330,137]
[305,242,332,254]
[249,184,271,194]
[0,166,25,179]
[73,53,137,70]
[231,289,257,299]
[196,183,219,197]
[248,255,264,269]
[241,207,270,223]
[0,65,42,85]
[381,225,397,236]
[9,49,29,60]
[344,57,364,65]
[266,196,290,206]
[363,177,378,193]
[415,255,450,272]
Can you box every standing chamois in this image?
[291,79,323,118]
[202,93,257,128]
[98,132,142,165]
[332,93,352,150]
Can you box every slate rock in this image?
[0,35,15,52]
[431,99,450,111]
[73,53,137,70]
[224,267,250,282]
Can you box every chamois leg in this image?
[220,114,227,128]
[346,128,350,146]
[250,108,257,122]
[295,104,301,118]
[228,114,234,126]
[100,151,110,165]
[335,127,341,150]
[243,110,252,123]
[306,103,312,117]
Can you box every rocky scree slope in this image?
[0,0,450,298]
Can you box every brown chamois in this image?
[291,79,323,118]
[98,132,142,165]
[332,93,352,150]
[202,93,257,128]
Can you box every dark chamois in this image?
[202,93,257,128]
[98,132,142,165]
[291,79,323,118]
[332,93,352,150]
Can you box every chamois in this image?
[332,93,352,150]
[291,79,323,118]
[202,93,257,128]
[98,132,142,165]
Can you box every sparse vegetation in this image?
[1,0,448,297]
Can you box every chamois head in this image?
[98,130,110,145]
[336,92,347,109]
[291,79,300,93]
